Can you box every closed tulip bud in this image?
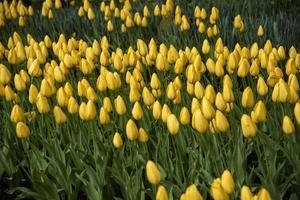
[227,53,237,71]
[28,59,41,77]
[86,100,97,120]
[40,79,52,97]
[137,39,148,57]
[86,87,97,102]
[152,100,162,120]
[162,104,171,123]
[240,185,253,200]
[167,114,180,135]
[257,25,264,36]
[78,6,84,17]
[180,107,190,125]
[142,87,155,106]
[114,95,126,115]
[113,132,123,148]
[288,74,299,91]
[138,128,149,143]
[53,106,67,124]
[16,122,30,139]
[186,184,204,200]
[204,85,216,104]
[272,79,289,103]
[282,116,295,135]
[202,96,216,120]
[10,104,24,123]
[146,160,161,184]
[99,107,110,124]
[107,20,114,32]
[215,93,227,111]
[210,178,229,200]
[202,39,210,55]
[67,96,78,114]
[215,110,229,132]
[221,170,235,194]
[242,87,254,108]
[29,84,39,104]
[126,119,139,140]
[193,109,209,133]
[102,97,112,113]
[14,74,26,91]
[156,185,168,200]
[252,101,267,123]
[250,42,259,58]
[79,102,87,120]
[5,86,15,102]
[238,58,250,78]
[96,74,107,92]
[36,95,50,114]
[167,82,176,100]
[87,8,95,20]
[194,81,204,99]
[294,103,300,125]
[0,64,11,85]
[257,188,272,200]
[132,101,143,120]
[257,77,268,96]
[57,87,68,107]
[241,114,257,137]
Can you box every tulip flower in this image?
[185,184,204,200]
[240,185,253,200]
[282,116,295,135]
[241,114,257,137]
[16,122,30,139]
[10,104,24,123]
[138,128,149,143]
[146,160,161,184]
[167,114,180,135]
[242,87,254,108]
[126,119,139,140]
[221,170,235,194]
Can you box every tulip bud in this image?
[99,107,110,124]
[282,116,295,135]
[215,110,229,132]
[237,58,250,78]
[167,82,176,100]
[142,87,155,106]
[257,77,268,96]
[257,188,272,200]
[241,87,255,108]
[151,73,161,89]
[215,93,227,111]
[210,178,229,200]
[156,185,168,200]
[137,39,148,57]
[193,109,209,133]
[16,122,30,139]
[138,128,149,143]
[126,119,139,140]
[185,184,204,200]
[87,8,95,20]
[79,102,87,120]
[221,170,235,194]
[167,114,180,135]
[146,160,161,184]
[180,107,190,125]
[103,97,112,113]
[36,94,50,114]
[251,101,267,123]
[0,64,11,85]
[272,79,289,103]
[86,100,97,120]
[67,96,78,114]
[152,100,162,120]
[53,106,67,124]
[257,25,264,36]
[194,81,204,99]
[114,95,127,115]
[162,104,171,123]
[202,39,210,55]
[294,103,300,125]
[10,104,24,123]
[113,132,123,148]
[240,185,253,200]
[132,101,143,120]
[57,87,68,107]
[201,97,215,120]
[241,114,257,137]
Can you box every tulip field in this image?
[1,0,300,199]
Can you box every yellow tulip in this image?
[201,97,215,120]
[202,39,210,55]
[257,77,268,96]
[146,160,160,184]
[36,94,50,114]
[210,178,229,200]
[126,119,139,140]
[242,87,255,108]
[180,107,190,125]
[86,100,97,120]
[16,122,30,139]
[114,95,127,115]
[162,104,171,123]
[167,114,180,135]
[79,102,87,120]
[257,25,264,36]
[14,74,26,91]
[193,109,209,133]
[271,79,289,103]
[67,96,79,114]
[194,81,204,99]
[99,107,110,124]
[57,87,68,107]
[215,110,229,132]
[185,184,204,200]
[215,93,227,111]
[152,100,162,120]
[257,188,272,200]
[142,87,155,106]
[251,101,267,123]
[0,64,11,85]
[87,8,95,20]
[294,103,300,125]
[221,170,235,194]
[132,101,143,120]
[282,116,295,135]
[240,185,253,200]
[10,104,24,123]
[237,58,250,78]
[156,185,168,200]
[53,106,67,124]
[138,128,149,143]
[113,132,123,148]
[241,114,257,138]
